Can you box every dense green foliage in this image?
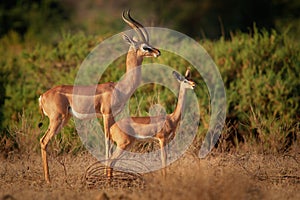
[0,26,298,154]
[0,0,71,42]
[0,0,299,156]
[202,28,299,152]
[1,0,300,41]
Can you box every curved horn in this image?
[127,10,149,42]
[122,10,136,30]
[122,10,148,42]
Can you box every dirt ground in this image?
[0,149,299,200]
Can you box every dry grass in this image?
[0,147,299,200]
[84,161,145,189]
[1,117,299,199]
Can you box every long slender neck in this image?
[126,48,143,71]
[115,48,143,97]
[170,83,187,123]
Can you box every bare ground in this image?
[0,150,299,200]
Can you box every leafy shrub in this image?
[0,27,299,154]
[203,27,299,152]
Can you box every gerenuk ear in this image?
[123,34,136,46]
[185,68,191,79]
[172,71,184,82]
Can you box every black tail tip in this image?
[38,122,43,128]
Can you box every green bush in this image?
[203,27,299,152]
[0,27,299,154]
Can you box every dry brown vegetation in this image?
[1,141,299,200]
